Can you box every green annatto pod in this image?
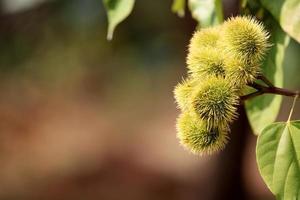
[189,26,221,52]
[187,26,225,79]
[174,78,195,111]
[191,76,239,129]
[187,47,226,79]
[222,16,270,63]
[224,55,260,87]
[176,112,228,155]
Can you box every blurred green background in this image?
[0,0,299,199]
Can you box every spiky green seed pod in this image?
[224,56,260,86]
[174,78,195,111]
[191,77,239,128]
[222,16,269,63]
[173,78,203,111]
[176,112,228,155]
[189,27,221,52]
[187,47,226,79]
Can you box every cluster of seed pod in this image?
[174,16,269,155]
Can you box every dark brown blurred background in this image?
[0,0,300,199]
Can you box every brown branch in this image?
[263,86,299,97]
[242,82,300,102]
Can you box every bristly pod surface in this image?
[187,47,226,79]
[189,27,221,52]
[224,55,260,87]
[222,16,270,63]
[191,77,239,129]
[174,78,196,111]
[176,112,228,155]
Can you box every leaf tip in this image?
[107,31,113,41]
[176,11,185,18]
[106,25,114,41]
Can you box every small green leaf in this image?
[256,121,300,199]
[261,0,300,43]
[172,0,186,17]
[188,0,223,27]
[245,22,290,135]
[103,0,135,40]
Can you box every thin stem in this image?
[264,86,299,97]
[242,81,299,102]
[240,90,264,101]
[288,94,299,122]
[257,74,274,87]
[247,82,299,98]
[248,82,264,90]
[214,0,224,23]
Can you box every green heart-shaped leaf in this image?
[256,121,300,199]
